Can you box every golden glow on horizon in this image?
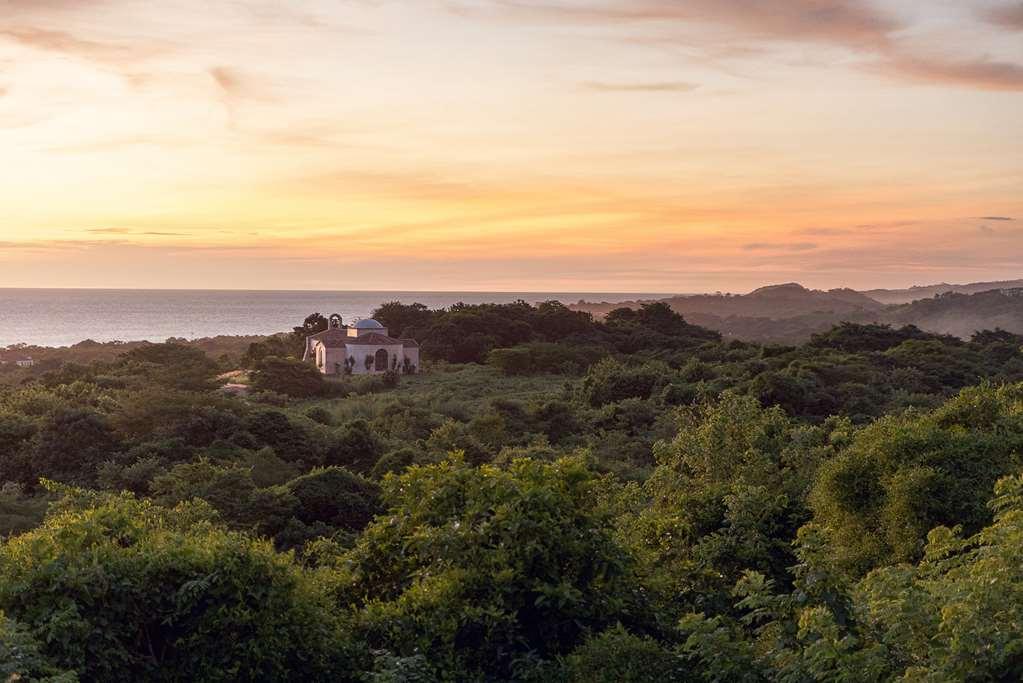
[1,0,1021,291]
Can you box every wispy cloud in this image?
[582,80,698,92]
[978,215,1014,221]
[876,54,1023,92]
[208,65,276,109]
[86,228,189,236]
[456,0,1023,91]
[742,242,817,252]
[982,3,1023,30]
[209,67,244,96]
[0,26,159,65]
[462,0,900,48]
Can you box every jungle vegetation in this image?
[2,300,1023,681]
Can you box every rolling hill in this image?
[570,282,1023,344]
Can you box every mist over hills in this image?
[570,280,1023,344]
[863,279,1023,305]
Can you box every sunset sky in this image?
[1,0,1022,292]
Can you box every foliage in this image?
[810,383,1023,575]
[250,356,334,398]
[580,357,667,407]
[487,342,604,376]
[343,455,649,680]
[0,614,77,682]
[0,491,359,680]
[562,624,685,682]
[3,307,1023,680]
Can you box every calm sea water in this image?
[0,289,668,347]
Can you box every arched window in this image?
[374,348,389,371]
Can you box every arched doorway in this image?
[374,348,389,371]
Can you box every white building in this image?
[302,315,420,376]
[0,354,35,368]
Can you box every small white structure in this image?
[303,314,419,376]
[0,354,35,368]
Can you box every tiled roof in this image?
[309,329,418,349]
[312,328,351,349]
[344,332,403,346]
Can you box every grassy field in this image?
[302,363,573,424]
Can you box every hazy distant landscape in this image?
[572,279,1023,343]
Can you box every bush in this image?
[0,491,359,680]
[324,420,382,474]
[563,625,684,682]
[580,358,667,407]
[345,456,648,679]
[488,342,602,376]
[28,408,120,487]
[244,409,317,463]
[811,383,1023,575]
[370,447,430,479]
[286,466,380,533]
[251,356,330,398]
[305,406,334,425]
[120,343,222,391]
[0,614,75,682]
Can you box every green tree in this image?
[580,358,667,407]
[563,624,685,682]
[371,302,434,339]
[810,383,1023,575]
[250,356,331,398]
[342,456,648,680]
[0,490,359,681]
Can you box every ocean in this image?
[0,289,667,347]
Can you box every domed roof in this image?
[354,318,385,330]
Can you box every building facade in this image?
[303,315,419,376]
[0,354,35,368]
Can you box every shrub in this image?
[0,491,359,680]
[370,447,429,479]
[563,625,684,682]
[286,466,380,533]
[305,406,334,425]
[251,356,329,398]
[0,614,75,682]
[580,358,667,407]
[810,383,1023,575]
[325,420,382,474]
[345,456,648,679]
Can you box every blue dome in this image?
[354,318,385,330]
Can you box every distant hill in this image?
[878,288,1023,339]
[864,279,1023,305]
[570,282,1023,344]
[570,283,883,321]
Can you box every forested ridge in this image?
[2,300,1023,681]
[569,284,1023,344]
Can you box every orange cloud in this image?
[459,0,1023,92]
[582,80,698,92]
[0,26,132,60]
[457,0,900,47]
[876,54,1023,92]
[983,3,1023,30]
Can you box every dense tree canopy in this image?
[0,490,358,680]
[1,311,1022,680]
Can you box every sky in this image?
[1,0,1022,293]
